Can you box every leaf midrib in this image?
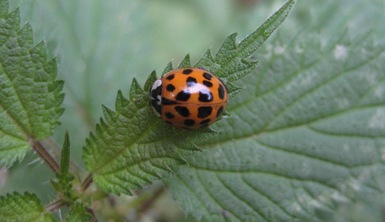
[216,0,294,75]
[0,36,34,139]
[90,106,188,173]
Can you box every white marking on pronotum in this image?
[151,79,162,117]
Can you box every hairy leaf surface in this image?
[0,192,56,222]
[0,1,64,167]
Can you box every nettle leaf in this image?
[83,83,213,194]
[166,1,385,222]
[309,192,385,222]
[67,201,94,222]
[0,192,56,222]
[0,1,64,167]
[83,0,294,195]
[60,131,71,176]
[51,132,75,200]
[194,0,294,98]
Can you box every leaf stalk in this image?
[45,198,66,212]
[80,173,93,192]
[29,136,60,173]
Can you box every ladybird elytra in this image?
[150,68,228,129]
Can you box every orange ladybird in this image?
[150,68,228,129]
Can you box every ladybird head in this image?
[150,79,162,117]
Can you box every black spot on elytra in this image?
[218,84,225,99]
[182,69,193,74]
[216,106,224,117]
[184,119,195,126]
[175,106,190,117]
[166,84,175,92]
[176,91,191,101]
[218,77,228,92]
[165,112,175,119]
[203,80,213,87]
[198,106,213,119]
[198,91,213,102]
[162,97,178,105]
[203,72,212,80]
[166,74,175,80]
[186,77,197,87]
[200,119,211,125]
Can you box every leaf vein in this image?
[175,172,211,216]
[263,42,385,131]
[0,38,34,136]
[98,156,179,175]
[216,174,269,221]
[241,175,297,219]
[191,168,341,193]
[196,171,242,221]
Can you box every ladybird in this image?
[150,68,228,129]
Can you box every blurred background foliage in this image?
[2,0,383,221]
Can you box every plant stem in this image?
[29,136,60,173]
[46,198,66,212]
[87,207,99,222]
[80,173,93,192]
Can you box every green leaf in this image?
[166,1,385,221]
[60,131,70,175]
[67,201,94,222]
[306,192,385,222]
[83,0,292,196]
[83,78,212,194]
[194,0,294,99]
[51,132,74,199]
[51,173,74,200]
[196,0,295,82]
[0,1,64,167]
[51,131,74,199]
[178,54,192,68]
[0,192,56,222]
[162,61,174,75]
